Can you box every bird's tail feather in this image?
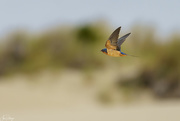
[127,54,139,57]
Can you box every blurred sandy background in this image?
[0,0,180,121]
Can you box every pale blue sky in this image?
[0,0,180,36]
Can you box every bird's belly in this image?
[107,49,121,57]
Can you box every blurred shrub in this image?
[115,33,180,98]
[76,25,99,44]
[0,24,108,76]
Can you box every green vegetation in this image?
[0,23,180,99]
[0,24,108,75]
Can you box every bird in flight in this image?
[101,27,135,57]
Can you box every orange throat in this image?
[102,51,127,57]
[102,51,108,55]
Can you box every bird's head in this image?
[101,48,107,54]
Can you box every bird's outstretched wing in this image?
[105,27,121,50]
[117,33,131,51]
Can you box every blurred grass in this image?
[0,23,109,75]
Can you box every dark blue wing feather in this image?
[117,33,131,51]
[108,27,121,47]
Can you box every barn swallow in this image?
[101,27,135,57]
